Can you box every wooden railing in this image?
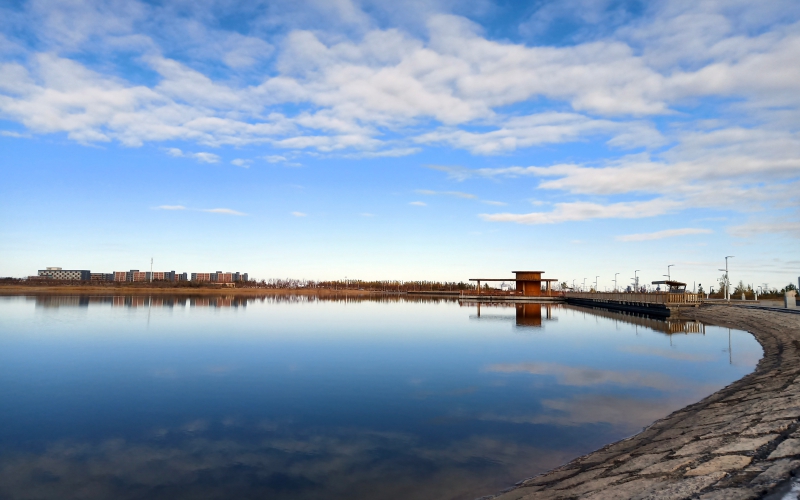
[565,292,702,304]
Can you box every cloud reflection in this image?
[620,345,715,362]
[477,394,690,434]
[484,362,686,391]
[0,423,575,500]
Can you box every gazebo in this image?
[469,271,559,296]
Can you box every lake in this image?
[0,294,762,500]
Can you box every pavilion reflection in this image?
[464,301,556,328]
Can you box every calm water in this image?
[0,295,762,500]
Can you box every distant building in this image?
[192,271,248,282]
[90,273,113,282]
[38,268,91,281]
[110,270,186,282]
[127,270,148,282]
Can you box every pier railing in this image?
[565,292,702,305]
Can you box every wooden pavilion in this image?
[469,271,559,297]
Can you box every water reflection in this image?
[0,295,762,500]
[467,302,553,327]
[26,293,459,309]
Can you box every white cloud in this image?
[360,212,376,217]
[339,147,421,159]
[263,155,287,163]
[192,152,220,163]
[409,201,427,206]
[164,148,220,163]
[0,2,798,166]
[415,189,476,199]
[154,205,186,210]
[291,211,307,217]
[0,130,28,138]
[616,228,713,242]
[728,217,800,239]
[201,208,246,216]
[416,113,665,155]
[1,0,800,239]
[231,158,251,167]
[481,200,507,206]
[262,154,302,167]
[480,199,682,225]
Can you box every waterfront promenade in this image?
[487,305,800,499]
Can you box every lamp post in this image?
[583,278,586,292]
[635,270,640,292]
[614,272,619,292]
[595,276,599,292]
[667,264,674,281]
[718,256,734,301]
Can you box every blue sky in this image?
[1,0,799,289]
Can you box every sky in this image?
[1,0,799,290]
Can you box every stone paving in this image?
[484,305,800,500]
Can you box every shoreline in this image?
[488,305,800,500]
[0,285,375,296]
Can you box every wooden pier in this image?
[565,291,702,317]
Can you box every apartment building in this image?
[126,270,148,282]
[38,267,91,281]
[110,270,186,282]
[191,271,249,282]
[36,266,212,283]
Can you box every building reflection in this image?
[27,293,461,309]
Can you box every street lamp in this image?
[667,264,674,281]
[718,256,734,301]
[614,272,619,292]
[634,270,640,291]
[595,276,599,292]
[583,278,586,291]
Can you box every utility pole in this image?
[595,276,599,292]
[583,278,586,291]
[150,257,153,283]
[614,272,619,292]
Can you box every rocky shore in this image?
[488,305,800,500]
